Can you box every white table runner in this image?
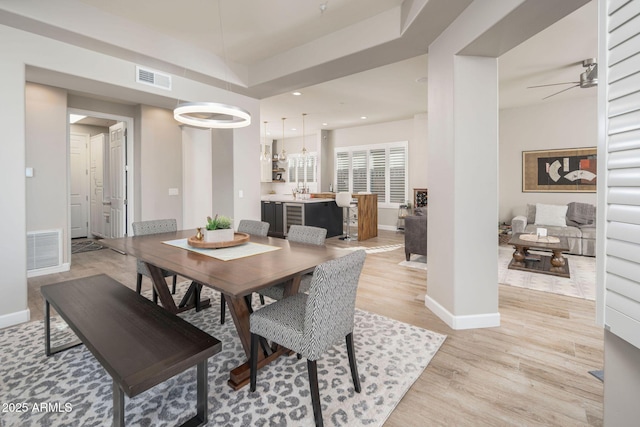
[163,239,281,261]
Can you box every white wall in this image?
[25,84,69,267]
[499,96,598,222]
[139,105,183,225]
[0,23,260,327]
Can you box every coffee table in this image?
[507,233,570,278]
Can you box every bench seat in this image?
[41,274,221,427]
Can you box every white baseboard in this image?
[378,225,398,231]
[425,294,500,330]
[27,262,70,278]
[0,309,31,329]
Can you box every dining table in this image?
[101,229,344,390]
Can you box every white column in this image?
[426,49,500,330]
[182,126,213,230]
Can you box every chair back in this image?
[335,192,352,208]
[302,249,366,360]
[132,219,177,236]
[237,219,270,237]
[287,225,327,246]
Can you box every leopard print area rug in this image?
[0,283,445,427]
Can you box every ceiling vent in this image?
[136,66,172,90]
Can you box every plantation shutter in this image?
[603,0,640,350]
[305,154,317,183]
[369,148,386,200]
[288,158,295,182]
[389,146,407,203]
[336,151,349,192]
[352,150,368,194]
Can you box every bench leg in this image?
[113,382,125,427]
[195,360,208,425]
[110,362,207,427]
[43,300,82,357]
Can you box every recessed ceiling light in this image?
[360,116,367,120]
[292,91,302,96]
[291,128,297,131]
[322,123,328,126]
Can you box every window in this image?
[334,142,408,207]
[287,153,317,184]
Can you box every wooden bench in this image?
[41,274,221,427]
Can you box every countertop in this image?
[261,195,337,204]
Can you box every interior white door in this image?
[70,132,89,238]
[109,122,127,238]
[90,133,107,238]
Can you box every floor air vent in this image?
[27,229,62,271]
[136,66,172,90]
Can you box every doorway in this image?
[67,110,135,250]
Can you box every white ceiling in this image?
[2,0,596,137]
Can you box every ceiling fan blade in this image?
[528,82,580,89]
[542,84,580,100]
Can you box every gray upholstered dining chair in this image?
[219,219,271,324]
[237,219,270,237]
[257,225,327,302]
[132,219,178,301]
[249,249,367,427]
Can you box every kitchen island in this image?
[261,196,342,238]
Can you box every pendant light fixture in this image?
[301,113,308,158]
[279,117,287,161]
[173,0,251,129]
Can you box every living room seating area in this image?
[511,202,596,256]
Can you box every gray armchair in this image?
[404,208,427,261]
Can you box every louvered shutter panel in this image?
[352,150,368,193]
[604,0,640,350]
[389,146,407,203]
[336,151,350,192]
[305,154,317,183]
[369,148,386,200]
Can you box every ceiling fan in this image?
[528,58,598,100]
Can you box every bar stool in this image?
[336,192,354,241]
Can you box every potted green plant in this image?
[205,214,234,243]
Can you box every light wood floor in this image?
[26,230,603,426]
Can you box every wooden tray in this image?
[187,232,250,249]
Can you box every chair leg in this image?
[346,332,361,393]
[152,287,158,304]
[172,275,177,294]
[244,294,254,314]
[250,333,259,392]
[220,295,226,325]
[307,359,324,427]
[259,294,265,305]
[136,274,143,294]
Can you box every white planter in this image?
[204,228,234,243]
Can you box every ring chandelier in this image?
[173,102,251,129]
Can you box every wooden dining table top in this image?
[101,229,344,297]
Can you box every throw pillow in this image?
[534,203,568,227]
[526,204,536,224]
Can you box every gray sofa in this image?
[511,202,596,256]
[404,208,427,261]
